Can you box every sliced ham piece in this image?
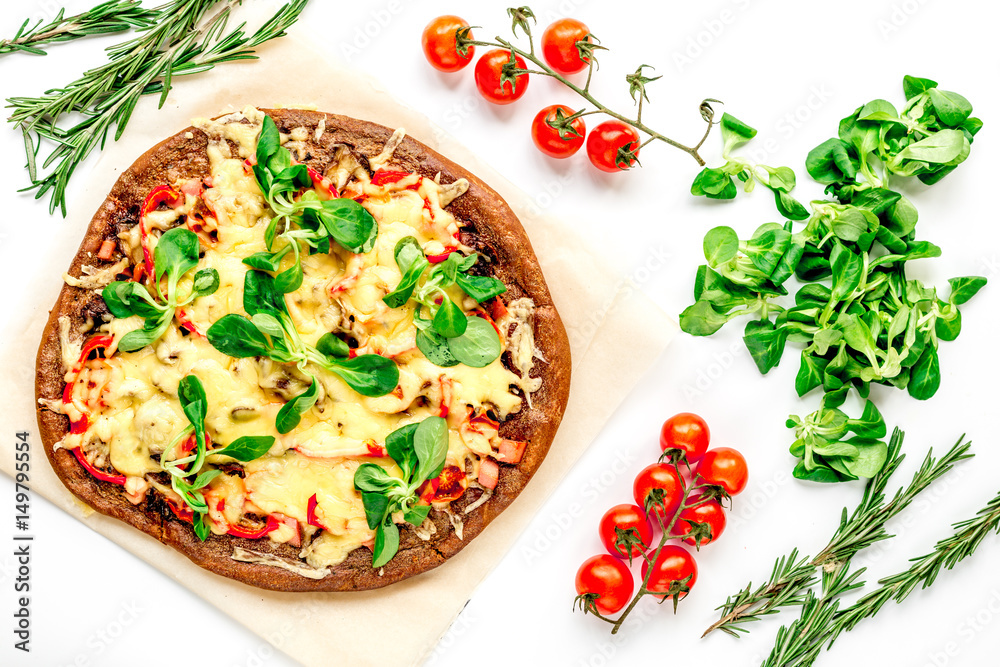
[478,458,499,490]
[496,439,527,464]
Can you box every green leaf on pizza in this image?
[354,417,451,567]
[381,236,505,369]
[102,227,219,352]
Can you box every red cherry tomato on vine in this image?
[421,16,474,73]
[632,463,683,522]
[474,49,529,105]
[586,121,640,172]
[531,104,586,158]
[696,447,749,495]
[598,504,653,559]
[641,545,698,602]
[541,18,591,75]
[673,498,726,547]
[575,554,634,614]
[660,413,710,464]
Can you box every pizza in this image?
[34,106,571,591]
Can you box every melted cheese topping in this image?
[71,107,535,570]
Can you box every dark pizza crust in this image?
[35,109,571,592]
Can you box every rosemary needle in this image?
[6,0,309,216]
[0,0,157,57]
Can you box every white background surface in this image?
[1,0,999,665]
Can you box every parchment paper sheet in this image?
[0,33,675,667]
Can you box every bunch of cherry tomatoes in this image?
[421,15,640,172]
[574,413,749,619]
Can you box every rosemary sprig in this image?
[704,428,973,637]
[812,432,972,567]
[7,0,309,215]
[457,6,715,166]
[0,0,156,57]
[701,548,817,638]
[834,487,1000,637]
[762,565,867,667]
[762,485,1000,667]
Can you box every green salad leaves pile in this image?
[681,76,986,482]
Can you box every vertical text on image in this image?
[12,431,33,653]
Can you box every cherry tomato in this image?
[586,121,640,172]
[531,104,586,158]
[541,18,591,75]
[642,545,697,602]
[673,498,726,547]
[575,554,634,614]
[598,504,653,559]
[660,412,711,464]
[696,447,749,495]
[632,463,683,523]
[474,49,529,105]
[421,16,474,72]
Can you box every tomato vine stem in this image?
[577,455,716,633]
[462,34,713,167]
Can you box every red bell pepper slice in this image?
[178,320,202,337]
[306,494,324,528]
[307,166,338,199]
[72,335,114,372]
[426,246,458,264]
[371,170,420,188]
[170,431,206,473]
[490,297,508,322]
[62,380,75,406]
[165,496,194,522]
[69,413,89,435]
[63,334,114,420]
[139,184,184,278]
[227,514,280,540]
[141,184,184,218]
[71,447,126,485]
[468,409,500,431]
[366,441,388,458]
[176,308,204,339]
[62,335,124,483]
[438,376,453,418]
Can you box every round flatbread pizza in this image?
[34,106,570,591]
